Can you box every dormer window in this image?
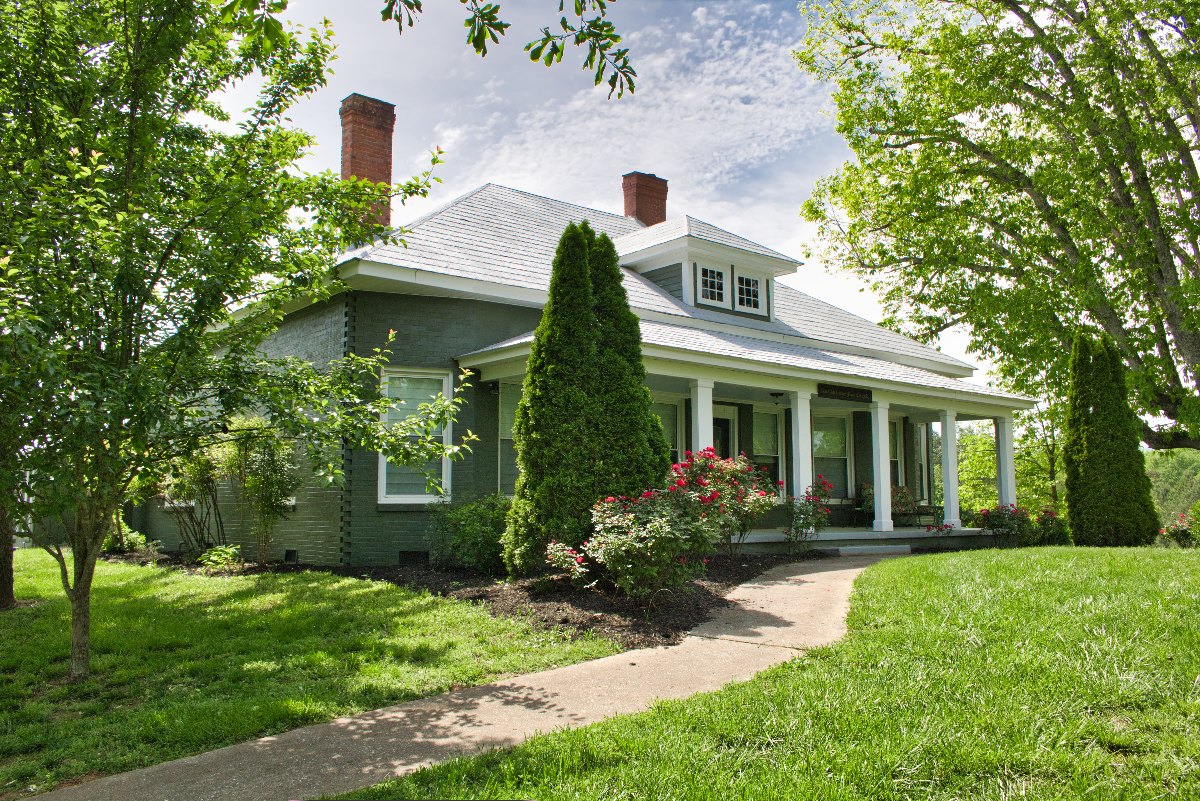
[692,262,770,317]
[736,275,761,311]
[700,267,726,304]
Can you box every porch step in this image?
[831,544,912,556]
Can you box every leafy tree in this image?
[1014,395,1067,514]
[220,419,302,564]
[0,304,53,611]
[227,0,637,97]
[0,507,13,611]
[503,223,603,574]
[586,224,671,496]
[1065,333,1158,546]
[798,0,1200,449]
[956,423,999,518]
[0,2,469,678]
[947,403,1065,521]
[1145,449,1200,525]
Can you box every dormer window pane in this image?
[700,267,725,302]
[737,276,761,310]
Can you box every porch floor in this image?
[742,526,993,556]
[745,526,985,543]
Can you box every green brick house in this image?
[133,94,1033,564]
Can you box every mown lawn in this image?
[0,549,618,798]
[344,548,1200,800]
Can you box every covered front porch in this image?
[642,365,1019,536]
[460,327,1030,542]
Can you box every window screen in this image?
[753,411,780,486]
[383,374,447,498]
[812,416,849,498]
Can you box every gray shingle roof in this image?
[353,183,973,374]
[461,320,1025,403]
[357,184,643,292]
[611,216,798,262]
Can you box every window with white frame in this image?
[736,275,761,311]
[650,401,682,464]
[379,370,452,502]
[889,420,903,487]
[812,416,850,498]
[699,266,726,304]
[752,411,783,488]
[499,383,522,494]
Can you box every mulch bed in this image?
[330,552,809,650]
[103,550,816,650]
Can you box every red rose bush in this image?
[545,448,777,598]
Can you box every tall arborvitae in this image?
[502,223,603,574]
[1064,332,1095,543]
[1065,332,1158,546]
[586,224,671,495]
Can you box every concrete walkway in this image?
[39,555,880,801]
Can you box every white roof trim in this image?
[457,322,1032,411]
[344,258,976,379]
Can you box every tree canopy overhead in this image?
[227,0,637,96]
[796,0,1200,449]
[0,0,467,676]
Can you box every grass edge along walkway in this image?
[341,547,1200,801]
[28,556,878,801]
[0,549,618,798]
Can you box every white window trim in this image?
[811,410,855,502]
[735,274,764,313]
[696,264,732,310]
[377,368,454,504]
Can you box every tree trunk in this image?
[0,505,15,611]
[68,551,97,680]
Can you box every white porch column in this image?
[995,415,1017,506]
[870,399,893,532]
[940,410,961,527]
[690,378,714,452]
[790,390,813,498]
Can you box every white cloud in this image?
[274,0,982,371]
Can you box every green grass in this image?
[343,548,1200,800]
[0,549,618,798]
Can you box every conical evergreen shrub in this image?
[502,223,604,574]
[586,224,671,496]
[1064,333,1096,542]
[1065,332,1158,546]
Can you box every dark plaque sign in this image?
[817,383,872,404]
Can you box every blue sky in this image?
[273,0,979,372]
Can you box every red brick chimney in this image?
[340,93,396,227]
[622,171,668,226]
